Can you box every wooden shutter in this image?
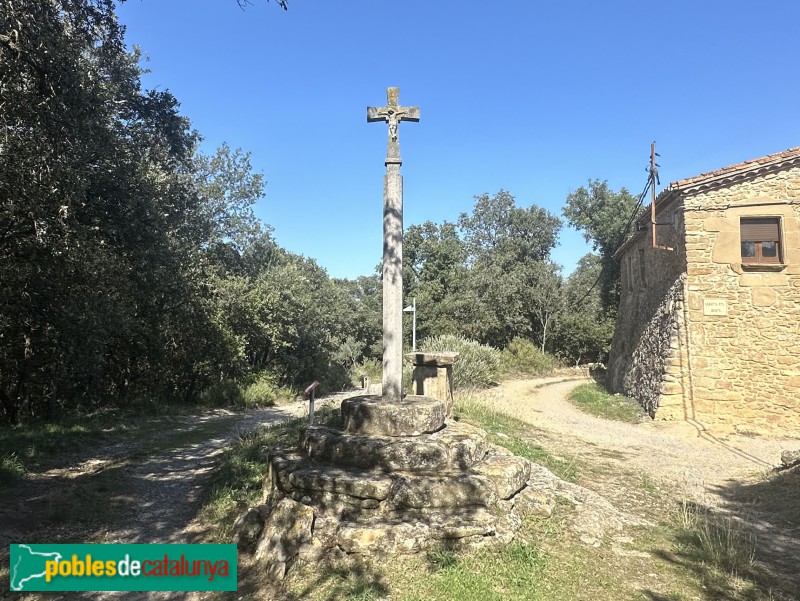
[741,218,780,241]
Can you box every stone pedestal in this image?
[249,393,556,578]
[406,352,458,416]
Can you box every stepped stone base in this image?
[243,394,558,579]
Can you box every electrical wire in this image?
[568,174,653,310]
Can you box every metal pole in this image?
[305,380,319,425]
[412,297,417,351]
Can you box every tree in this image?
[551,253,615,364]
[528,261,563,351]
[403,221,468,341]
[0,0,211,421]
[193,143,265,254]
[456,191,563,349]
[458,190,561,266]
[563,180,641,316]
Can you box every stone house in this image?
[607,147,800,433]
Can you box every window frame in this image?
[740,217,783,265]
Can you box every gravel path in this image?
[0,389,366,601]
[481,377,793,500]
[479,377,800,593]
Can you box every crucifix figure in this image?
[367,87,420,401]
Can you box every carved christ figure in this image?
[367,88,420,160]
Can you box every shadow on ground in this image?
[644,467,800,601]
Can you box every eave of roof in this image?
[613,146,800,259]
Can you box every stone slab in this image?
[266,450,307,496]
[335,509,501,555]
[406,352,459,367]
[341,394,446,437]
[389,474,498,509]
[255,498,314,565]
[300,419,489,473]
[472,453,531,500]
[337,519,428,555]
[288,465,393,500]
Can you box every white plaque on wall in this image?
[703,298,728,316]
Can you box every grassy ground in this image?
[454,393,580,482]
[567,382,646,423]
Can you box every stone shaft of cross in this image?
[367,87,419,401]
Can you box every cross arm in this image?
[366,106,421,123]
[366,106,386,122]
[400,107,420,122]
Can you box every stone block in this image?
[389,474,498,509]
[267,451,306,496]
[255,498,315,566]
[513,485,556,517]
[341,395,446,437]
[232,507,265,550]
[407,352,458,415]
[300,420,489,473]
[424,508,498,540]
[711,231,740,264]
[336,519,428,554]
[703,217,736,232]
[289,489,381,516]
[751,287,778,307]
[288,465,393,500]
[442,420,491,469]
[471,453,531,499]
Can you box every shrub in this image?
[0,453,26,485]
[242,373,280,408]
[199,380,243,407]
[501,338,560,376]
[351,357,382,387]
[420,334,501,389]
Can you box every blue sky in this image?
[117,0,800,279]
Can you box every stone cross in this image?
[367,87,419,401]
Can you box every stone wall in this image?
[607,199,686,414]
[678,167,800,433]
[620,276,685,415]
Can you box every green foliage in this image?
[551,313,614,366]
[200,380,244,407]
[241,373,283,408]
[0,1,376,425]
[403,192,564,351]
[501,338,560,376]
[458,190,561,265]
[563,181,642,315]
[0,453,26,485]
[553,253,615,365]
[351,358,382,386]
[414,542,548,601]
[678,501,757,577]
[568,383,644,423]
[420,335,501,389]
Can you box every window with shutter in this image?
[740,217,782,264]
